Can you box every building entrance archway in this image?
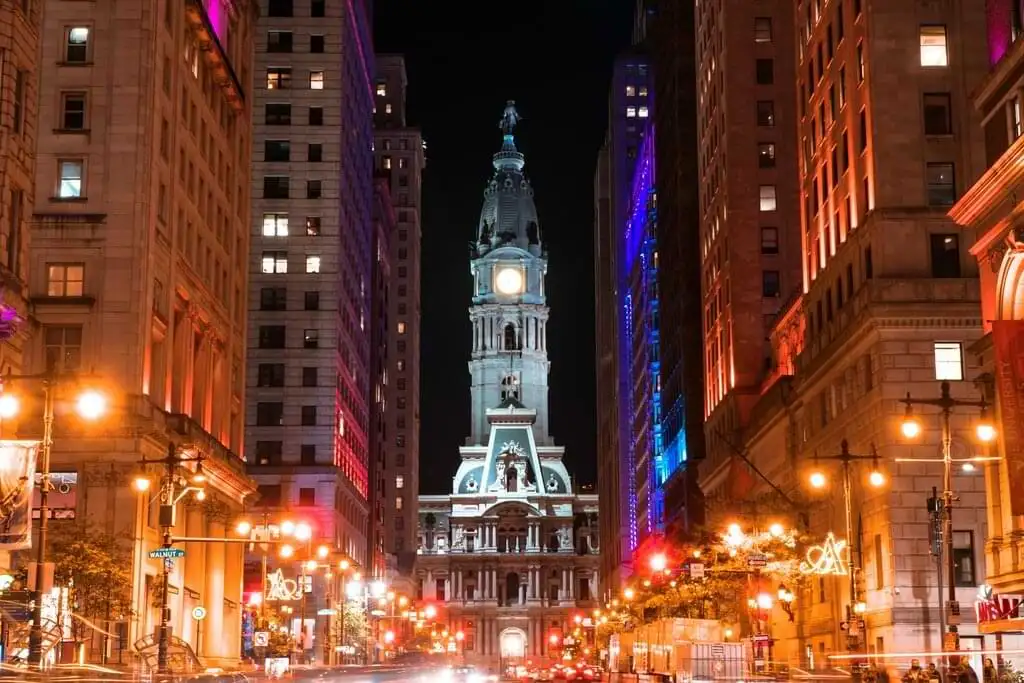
[997,249,1024,320]
[499,627,527,677]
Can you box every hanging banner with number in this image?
[993,321,1024,515]
[0,441,39,549]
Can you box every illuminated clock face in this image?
[495,267,524,295]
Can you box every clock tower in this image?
[467,101,551,446]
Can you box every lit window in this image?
[385,103,393,114]
[65,27,89,63]
[395,496,403,510]
[395,475,404,489]
[309,71,324,89]
[934,342,963,381]
[58,160,83,198]
[759,185,778,212]
[305,255,321,273]
[262,213,288,237]
[639,86,649,97]
[638,106,649,118]
[626,107,637,118]
[397,322,406,334]
[266,67,292,89]
[397,360,405,371]
[383,156,392,170]
[376,83,387,96]
[625,85,636,97]
[261,251,287,274]
[920,26,948,67]
[46,264,84,297]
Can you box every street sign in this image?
[149,548,185,559]
[254,631,269,648]
[192,606,207,621]
[690,562,705,579]
[747,554,767,568]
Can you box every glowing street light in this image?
[75,390,107,420]
[868,469,886,487]
[0,394,17,419]
[809,470,827,489]
[769,523,784,537]
[649,553,667,572]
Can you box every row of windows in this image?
[260,251,321,274]
[264,140,323,162]
[266,0,325,17]
[266,67,325,90]
[267,31,325,54]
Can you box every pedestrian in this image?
[927,662,942,683]
[958,657,980,683]
[904,659,925,683]
[984,658,997,683]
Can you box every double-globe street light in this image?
[0,373,108,669]
[898,380,997,656]
[807,439,886,653]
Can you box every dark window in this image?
[306,217,321,236]
[265,103,291,125]
[755,17,772,42]
[952,531,976,587]
[761,227,779,254]
[308,143,323,162]
[397,340,406,352]
[930,234,961,278]
[304,291,320,310]
[308,107,323,126]
[257,363,285,387]
[302,367,318,387]
[263,176,289,199]
[301,405,317,426]
[757,101,775,127]
[266,0,293,16]
[310,35,325,53]
[300,444,316,465]
[303,329,319,349]
[306,180,322,199]
[926,162,956,206]
[923,93,952,135]
[864,246,873,279]
[267,31,293,52]
[756,58,774,85]
[256,402,284,426]
[311,0,325,16]
[298,488,316,506]
[859,109,868,151]
[254,442,282,466]
[255,484,282,505]
[841,130,850,171]
[258,325,286,349]
[264,140,290,162]
[260,287,287,311]
[762,270,781,297]
[61,93,86,130]
[758,142,776,168]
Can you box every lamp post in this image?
[899,381,997,658]
[807,439,885,652]
[135,442,207,675]
[0,373,109,669]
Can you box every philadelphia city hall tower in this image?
[416,103,600,668]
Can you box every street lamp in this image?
[3,376,110,669]
[134,442,207,674]
[899,380,997,657]
[806,439,885,653]
[777,584,795,621]
[649,553,667,573]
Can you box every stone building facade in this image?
[706,0,998,670]
[24,0,258,667]
[415,105,599,667]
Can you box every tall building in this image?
[368,174,394,578]
[26,0,258,666]
[594,51,655,594]
[949,3,1024,659]
[416,103,599,666]
[695,0,802,497]
[246,0,375,579]
[731,0,993,665]
[373,55,424,569]
[647,0,704,542]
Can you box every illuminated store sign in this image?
[799,533,848,576]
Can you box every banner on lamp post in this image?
[992,321,1024,516]
[0,440,39,549]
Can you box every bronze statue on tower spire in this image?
[499,100,521,135]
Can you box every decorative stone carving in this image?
[557,526,573,550]
[452,526,465,550]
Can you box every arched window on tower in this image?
[503,323,520,351]
[500,374,519,402]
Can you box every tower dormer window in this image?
[503,323,521,351]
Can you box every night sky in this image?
[373,1,634,494]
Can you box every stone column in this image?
[203,516,226,659]
[426,571,435,600]
[519,581,526,605]
[445,578,451,601]
[568,568,575,600]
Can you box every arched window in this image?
[503,323,520,351]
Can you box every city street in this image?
[0,663,451,682]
